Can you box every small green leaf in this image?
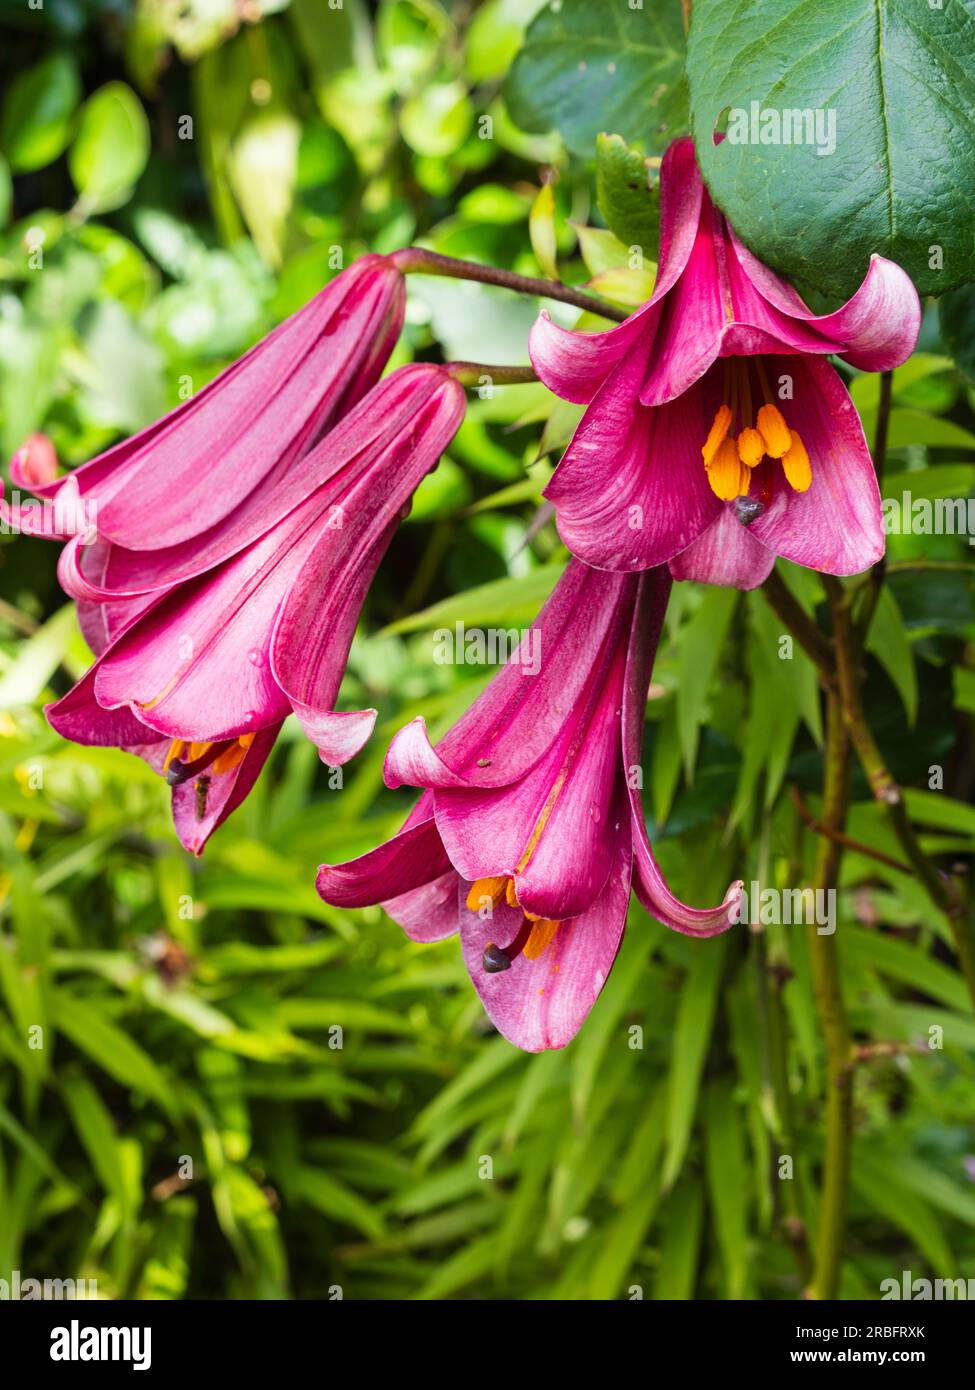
[705,1080,750,1298]
[380,565,563,636]
[400,81,473,158]
[866,586,918,726]
[595,132,660,257]
[529,181,558,279]
[0,155,11,227]
[676,587,739,779]
[292,1165,386,1240]
[229,110,301,268]
[0,52,80,172]
[52,993,175,1116]
[656,1178,704,1298]
[61,1071,128,1209]
[662,934,730,1191]
[574,223,631,276]
[69,82,150,212]
[136,1196,195,1300]
[0,605,80,712]
[884,464,975,502]
[852,1149,954,1272]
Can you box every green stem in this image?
[790,786,913,874]
[806,691,854,1300]
[761,568,835,686]
[390,246,629,323]
[825,576,975,1007]
[446,361,539,386]
[853,368,893,641]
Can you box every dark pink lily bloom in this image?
[3,254,405,548]
[316,560,741,1051]
[530,138,921,589]
[44,364,465,854]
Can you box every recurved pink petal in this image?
[69,542,160,655]
[527,137,704,407]
[384,717,471,791]
[747,357,885,576]
[623,569,743,935]
[387,561,635,790]
[731,235,921,372]
[45,666,164,747]
[458,828,631,1052]
[508,673,629,920]
[639,193,842,405]
[529,305,654,406]
[636,198,726,406]
[293,708,377,766]
[653,136,708,302]
[669,508,776,590]
[9,433,60,492]
[393,569,635,918]
[382,869,462,943]
[545,351,721,570]
[433,694,620,919]
[315,793,453,909]
[0,475,92,540]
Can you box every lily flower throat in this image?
[702,358,811,503]
[466,875,562,973]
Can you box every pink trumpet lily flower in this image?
[2,254,405,548]
[43,363,465,854]
[316,560,742,1051]
[529,137,921,589]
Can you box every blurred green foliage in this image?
[0,0,974,1301]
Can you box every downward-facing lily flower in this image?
[43,364,465,853]
[529,138,921,589]
[317,560,741,1051]
[2,254,405,548]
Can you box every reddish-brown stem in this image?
[390,247,629,323]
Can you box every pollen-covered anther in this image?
[522,918,560,961]
[781,430,812,493]
[465,875,508,912]
[756,403,792,458]
[211,733,256,776]
[737,426,765,468]
[701,404,732,467]
[706,437,748,502]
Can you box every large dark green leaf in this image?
[687,0,975,297]
[939,284,975,381]
[506,0,687,157]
